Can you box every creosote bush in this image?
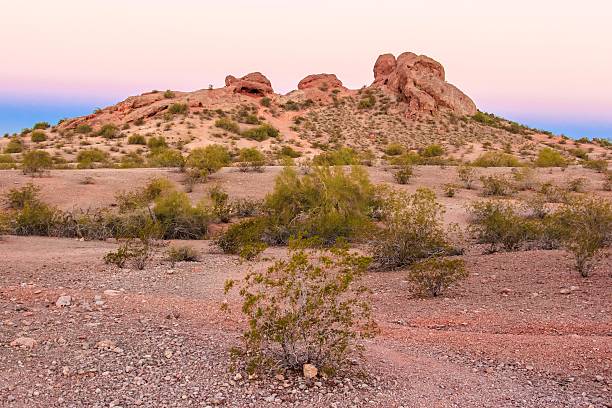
[312,148,359,166]
[214,118,240,134]
[77,148,109,169]
[97,124,119,139]
[186,144,230,175]
[104,238,152,270]
[480,174,515,196]
[215,218,268,260]
[241,123,279,141]
[237,148,265,172]
[535,147,568,167]
[147,148,184,168]
[393,164,413,184]
[472,152,522,167]
[4,138,24,153]
[166,245,200,265]
[224,242,377,375]
[22,150,53,175]
[147,136,167,149]
[127,134,146,145]
[408,258,468,297]
[31,131,47,143]
[371,188,454,269]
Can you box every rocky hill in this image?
[2,51,609,167]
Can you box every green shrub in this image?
[480,174,515,196]
[358,94,376,109]
[216,218,268,260]
[0,154,16,169]
[147,136,167,149]
[166,245,200,265]
[472,152,522,167]
[31,131,47,143]
[237,147,265,172]
[553,197,612,276]
[241,123,279,141]
[384,143,405,156]
[104,238,152,270]
[153,191,209,239]
[408,258,468,297]
[4,138,24,153]
[163,90,175,98]
[118,152,145,168]
[260,97,271,107]
[393,164,413,184]
[420,144,445,158]
[214,118,240,134]
[22,150,53,175]
[224,244,377,375]
[264,166,374,244]
[186,144,230,174]
[97,124,120,139]
[583,159,608,173]
[209,185,231,223]
[371,188,453,269]
[279,145,301,158]
[147,148,184,168]
[312,148,359,166]
[33,122,50,130]
[77,148,109,169]
[469,200,537,252]
[127,134,146,145]
[75,124,92,134]
[388,151,424,166]
[3,183,41,209]
[168,103,188,115]
[535,147,568,167]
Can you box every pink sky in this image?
[1,0,611,135]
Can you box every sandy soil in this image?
[0,166,610,407]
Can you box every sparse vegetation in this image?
[241,123,279,141]
[408,258,468,297]
[22,150,53,175]
[214,118,240,134]
[31,131,47,143]
[127,134,146,145]
[472,152,522,167]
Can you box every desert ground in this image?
[1,165,610,408]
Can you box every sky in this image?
[1,0,611,138]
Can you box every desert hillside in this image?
[1,51,609,170]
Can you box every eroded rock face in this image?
[372,52,477,117]
[225,72,273,95]
[298,74,343,91]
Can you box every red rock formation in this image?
[372,52,477,117]
[225,72,273,95]
[298,74,343,91]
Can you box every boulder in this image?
[225,72,273,95]
[298,74,343,91]
[11,337,37,348]
[371,52,477,117]
[303,363,318,379]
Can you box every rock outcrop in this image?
[372,52,477,117]
[298,74,343,91]
[225,72,273,95]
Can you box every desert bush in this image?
[457,165,476,189]
[0,154,16,169]
[115,177,175,213]
[469,200,537,252]
[408,258,468,297]
[539,182,568,203]
[393,164,413,184]
[3,183,41,210]
[420,144,444,158]
[186,144,230,174]
[147,136,167,149]
[166,245,200,265]
[77,148,109,169]
[168,103,188,115]
[387,151,423,166]
[384,143,404,156]
[230,198,262,218]
[127,134,146,145]
[372,188,453,269]
[118,152,146,168]
[604,172,612,191]
[583,159,608,173]
[535,147,568,167]
[480,174,515,196]
[511,167,537,191]
[31,131,47,143]
[104,238,152,270]
[75,124,92,134]
[237,147,266,172]
[358,94,376,109]
[208,185,231,223]
[153,191,209,239]
[241,123,280,141]
[214,118,240,134]
[97,124,120,139]
[216,218,268,260]
[163,90,175,98]
[312,148,359,166]
[224,243,377,375]
[21,150,53,175]
[443,183,457,197]
[260,97,271,107]
[4,138,24,153]
[553,197,612,276]
[279,145,301,158]
[566,177,586,192]
[472,152,522,167]
[147,148,184,168]
[264,166,374,245]
[33,122,50,130]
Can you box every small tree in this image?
[22,150,53,176]
[224,243,378,375]
[408,258,468,297]
[186,145,230,175]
